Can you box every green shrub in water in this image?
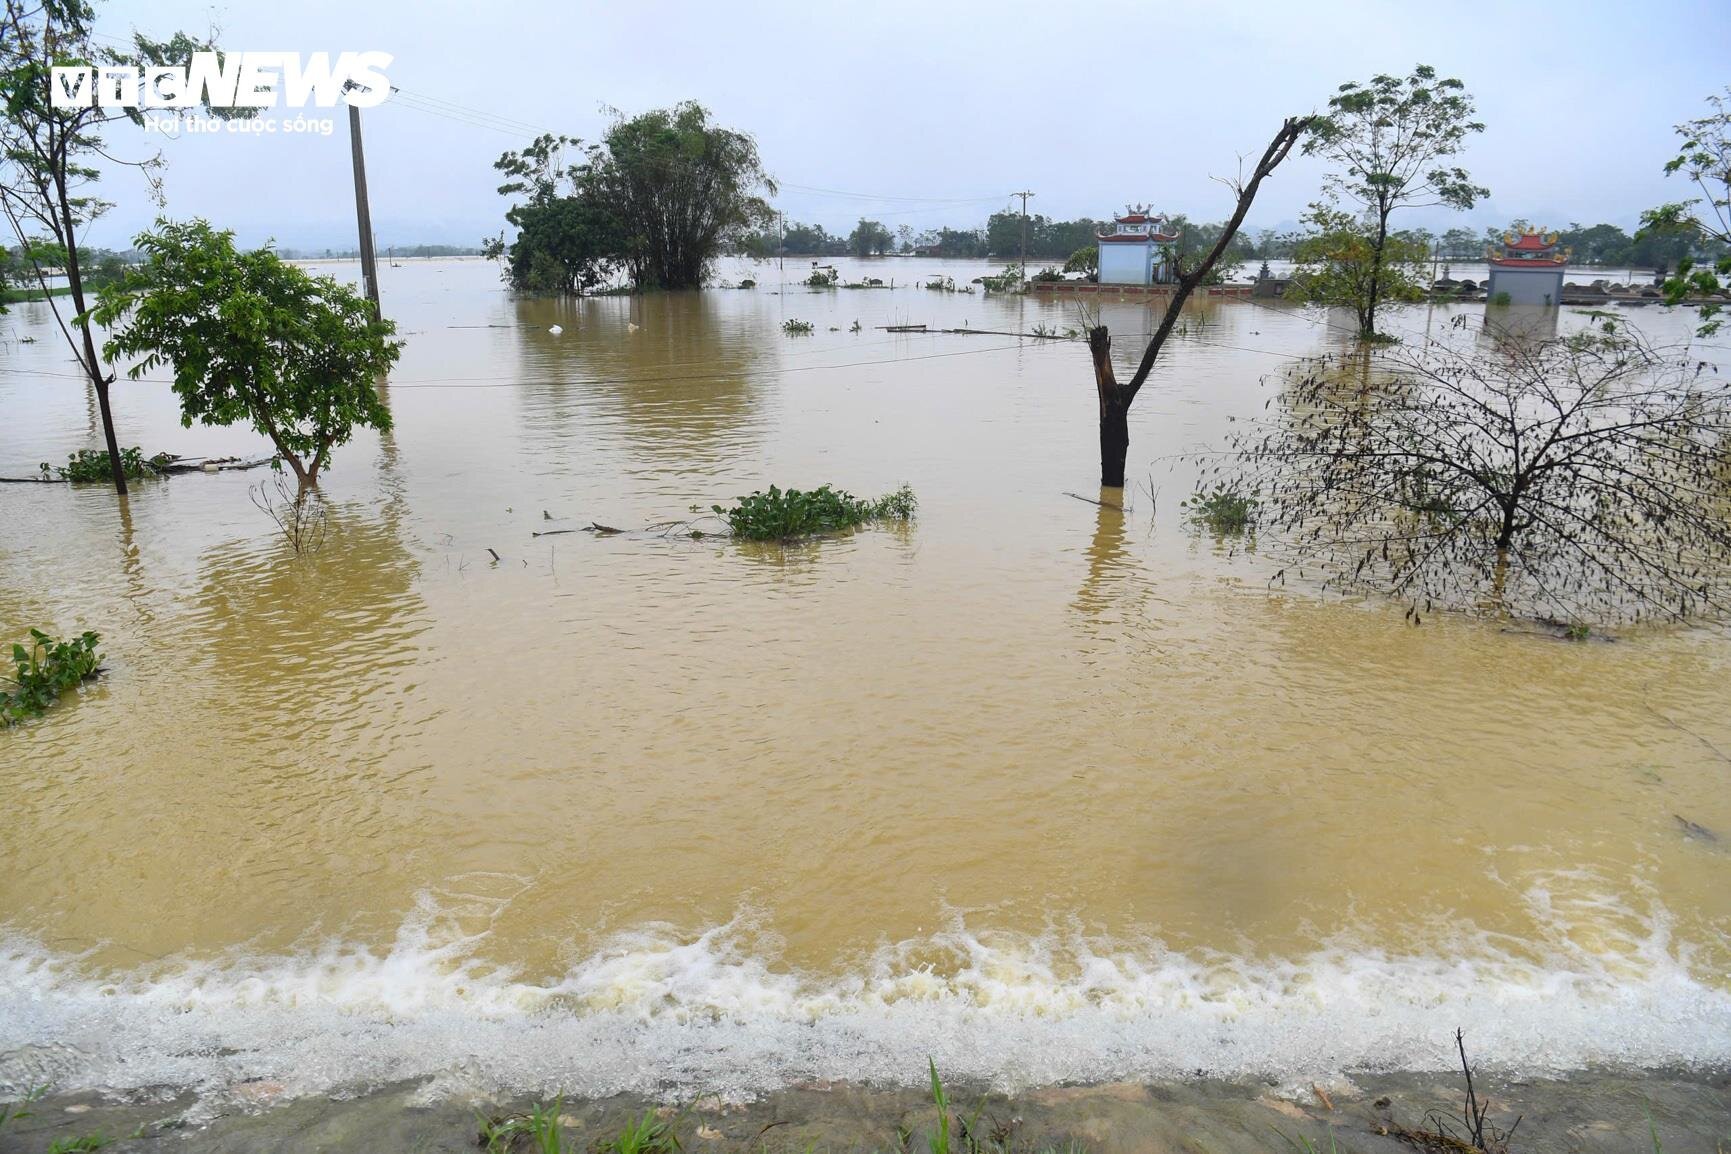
[713,483,916,540]
[1183,484,1257,534]
[39,446,159,482]
[2,629,101,726]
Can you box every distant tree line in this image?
[0,243,131,299]
[731,215,1724,275]
[275,243,486,260]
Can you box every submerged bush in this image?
[713,483,916,540]
[2,629,101,726]
[782,318,814,334]
[40,446,157,483]
[1183,484,1257,534]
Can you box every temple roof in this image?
[1486,228,1570,267]
[1099,231,1180,243]
[1502,230,1561,251]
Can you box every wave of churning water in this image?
[2,886,1728,1103]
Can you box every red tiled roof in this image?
[1098,231,1179,243]
[1488,255,1567,268]
[1502,231,1559,251]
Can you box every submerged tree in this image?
[1082,115,1310,488]
[486,103,775,292]
[94,220,401,489]
[488,133,622,293]
[1231,319,1731,624]
[1643,86,1731,335]
[1285,203,1431,331]
[1303,65,1487,337]
[585,101,775,290]
[0,0,238,493]
[848,217,893,258]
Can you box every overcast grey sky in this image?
[80,0,1731,250]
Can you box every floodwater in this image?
[0,257,1727,1101]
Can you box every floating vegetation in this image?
[1183,484,1257,534]
[713,483,916,541]
[923,275,971,293]
[3,629,102,726]
[39,446,161,483]
[781,318,814,335]
[805,266,839,287]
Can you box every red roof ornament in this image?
[1486,227,1570,267]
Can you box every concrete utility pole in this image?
[1012,190,1035,283]
[344,80,382,319]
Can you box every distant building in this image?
[1097,206,1179,285]
[1485,229,1570,306]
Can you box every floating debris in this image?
[1675,814,1718,843]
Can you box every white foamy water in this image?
[2,886,1728,1103]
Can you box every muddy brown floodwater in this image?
[0,257,1727,1110]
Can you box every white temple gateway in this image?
[1096,205,1179,285]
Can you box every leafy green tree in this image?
[0,0,239,493]
[1557,222,1634,266]
[1285,205,1429,331]
[1063,245,1097,277]
[582,102,775,289]
[848,217,893,257]
[928,226,986,257]
[1643,86,1731,334]
[94,220,401,489]
[0,242,26,296]
[986,211,1104,259]
[488,133,622,293]
[1043,218,1103,257]
[1630,214,1696,274]
[1304,65,1488,336]
[1438,227,1479,261]
[778,220,840,255]
[986,210,1027,257]
[1165,214,1250,284]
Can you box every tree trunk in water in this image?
[1100,400,1129,489]
[1088,326,1130,489]
[1075,115,1311,490]
[55,173,127,495]
[1365,205,1390,337]
[92,377,126,494]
